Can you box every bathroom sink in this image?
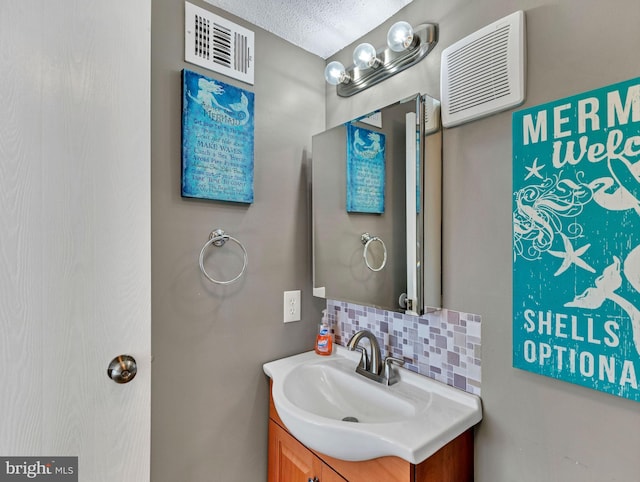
[263,346,482,464]
[283,359,416,424]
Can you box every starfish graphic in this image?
[548,232,595,276]
[524,157,545,180]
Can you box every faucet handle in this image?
[384,356,405,385]
[351,346,370,371]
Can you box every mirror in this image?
[312,94,441,314]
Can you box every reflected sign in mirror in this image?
[312,94,442,314]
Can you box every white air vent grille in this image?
[441,11,525,127]
[185,2,254,85]
[446,26,511,113]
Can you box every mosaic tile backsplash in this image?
[326,300,482,396]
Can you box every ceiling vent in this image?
[440,11,525,127]
[185,2,255,85]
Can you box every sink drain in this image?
[341,416,359,423]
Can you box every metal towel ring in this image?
[361,233,387,272]
[199,229,248,285]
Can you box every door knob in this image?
[107,355,137,384]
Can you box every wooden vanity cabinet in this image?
[269,420,347,482]
[268,386,474,482]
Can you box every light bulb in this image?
[352,43,378,69]
[387,21,414,52]
[324,61,348,85]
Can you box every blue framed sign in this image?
[346,124,386,213]
[181,69,255,203]
[512,77,640,401]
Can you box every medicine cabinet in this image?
[312,94,441,314]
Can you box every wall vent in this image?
[440,10,525,127]
[185,2,254,85]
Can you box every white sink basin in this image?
[283,361,416,423]
[263,346,482,464]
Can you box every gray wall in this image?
[151,0,640,480]
[150,1,325,480]
[327,0,640,481]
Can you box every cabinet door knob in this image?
[307,478,319,482]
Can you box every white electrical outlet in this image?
[283,290,301,323]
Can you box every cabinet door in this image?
[321,465,348,482]
[269,420,323,482]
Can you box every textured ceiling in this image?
[204,0,415,59]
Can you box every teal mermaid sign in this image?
[181,69,255,203]
[512,77,640,401]
[346,123,386,213]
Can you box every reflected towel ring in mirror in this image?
[361,233,387,272]
[199,228,248,285]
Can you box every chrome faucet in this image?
[347,330,382,377]
[346,329,405,385]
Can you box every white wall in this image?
[327,0,640,480]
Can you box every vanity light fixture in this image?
[352,43,381,69]
[324,21,438,97]
[387,21,416,52]
[324,60,350,86]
